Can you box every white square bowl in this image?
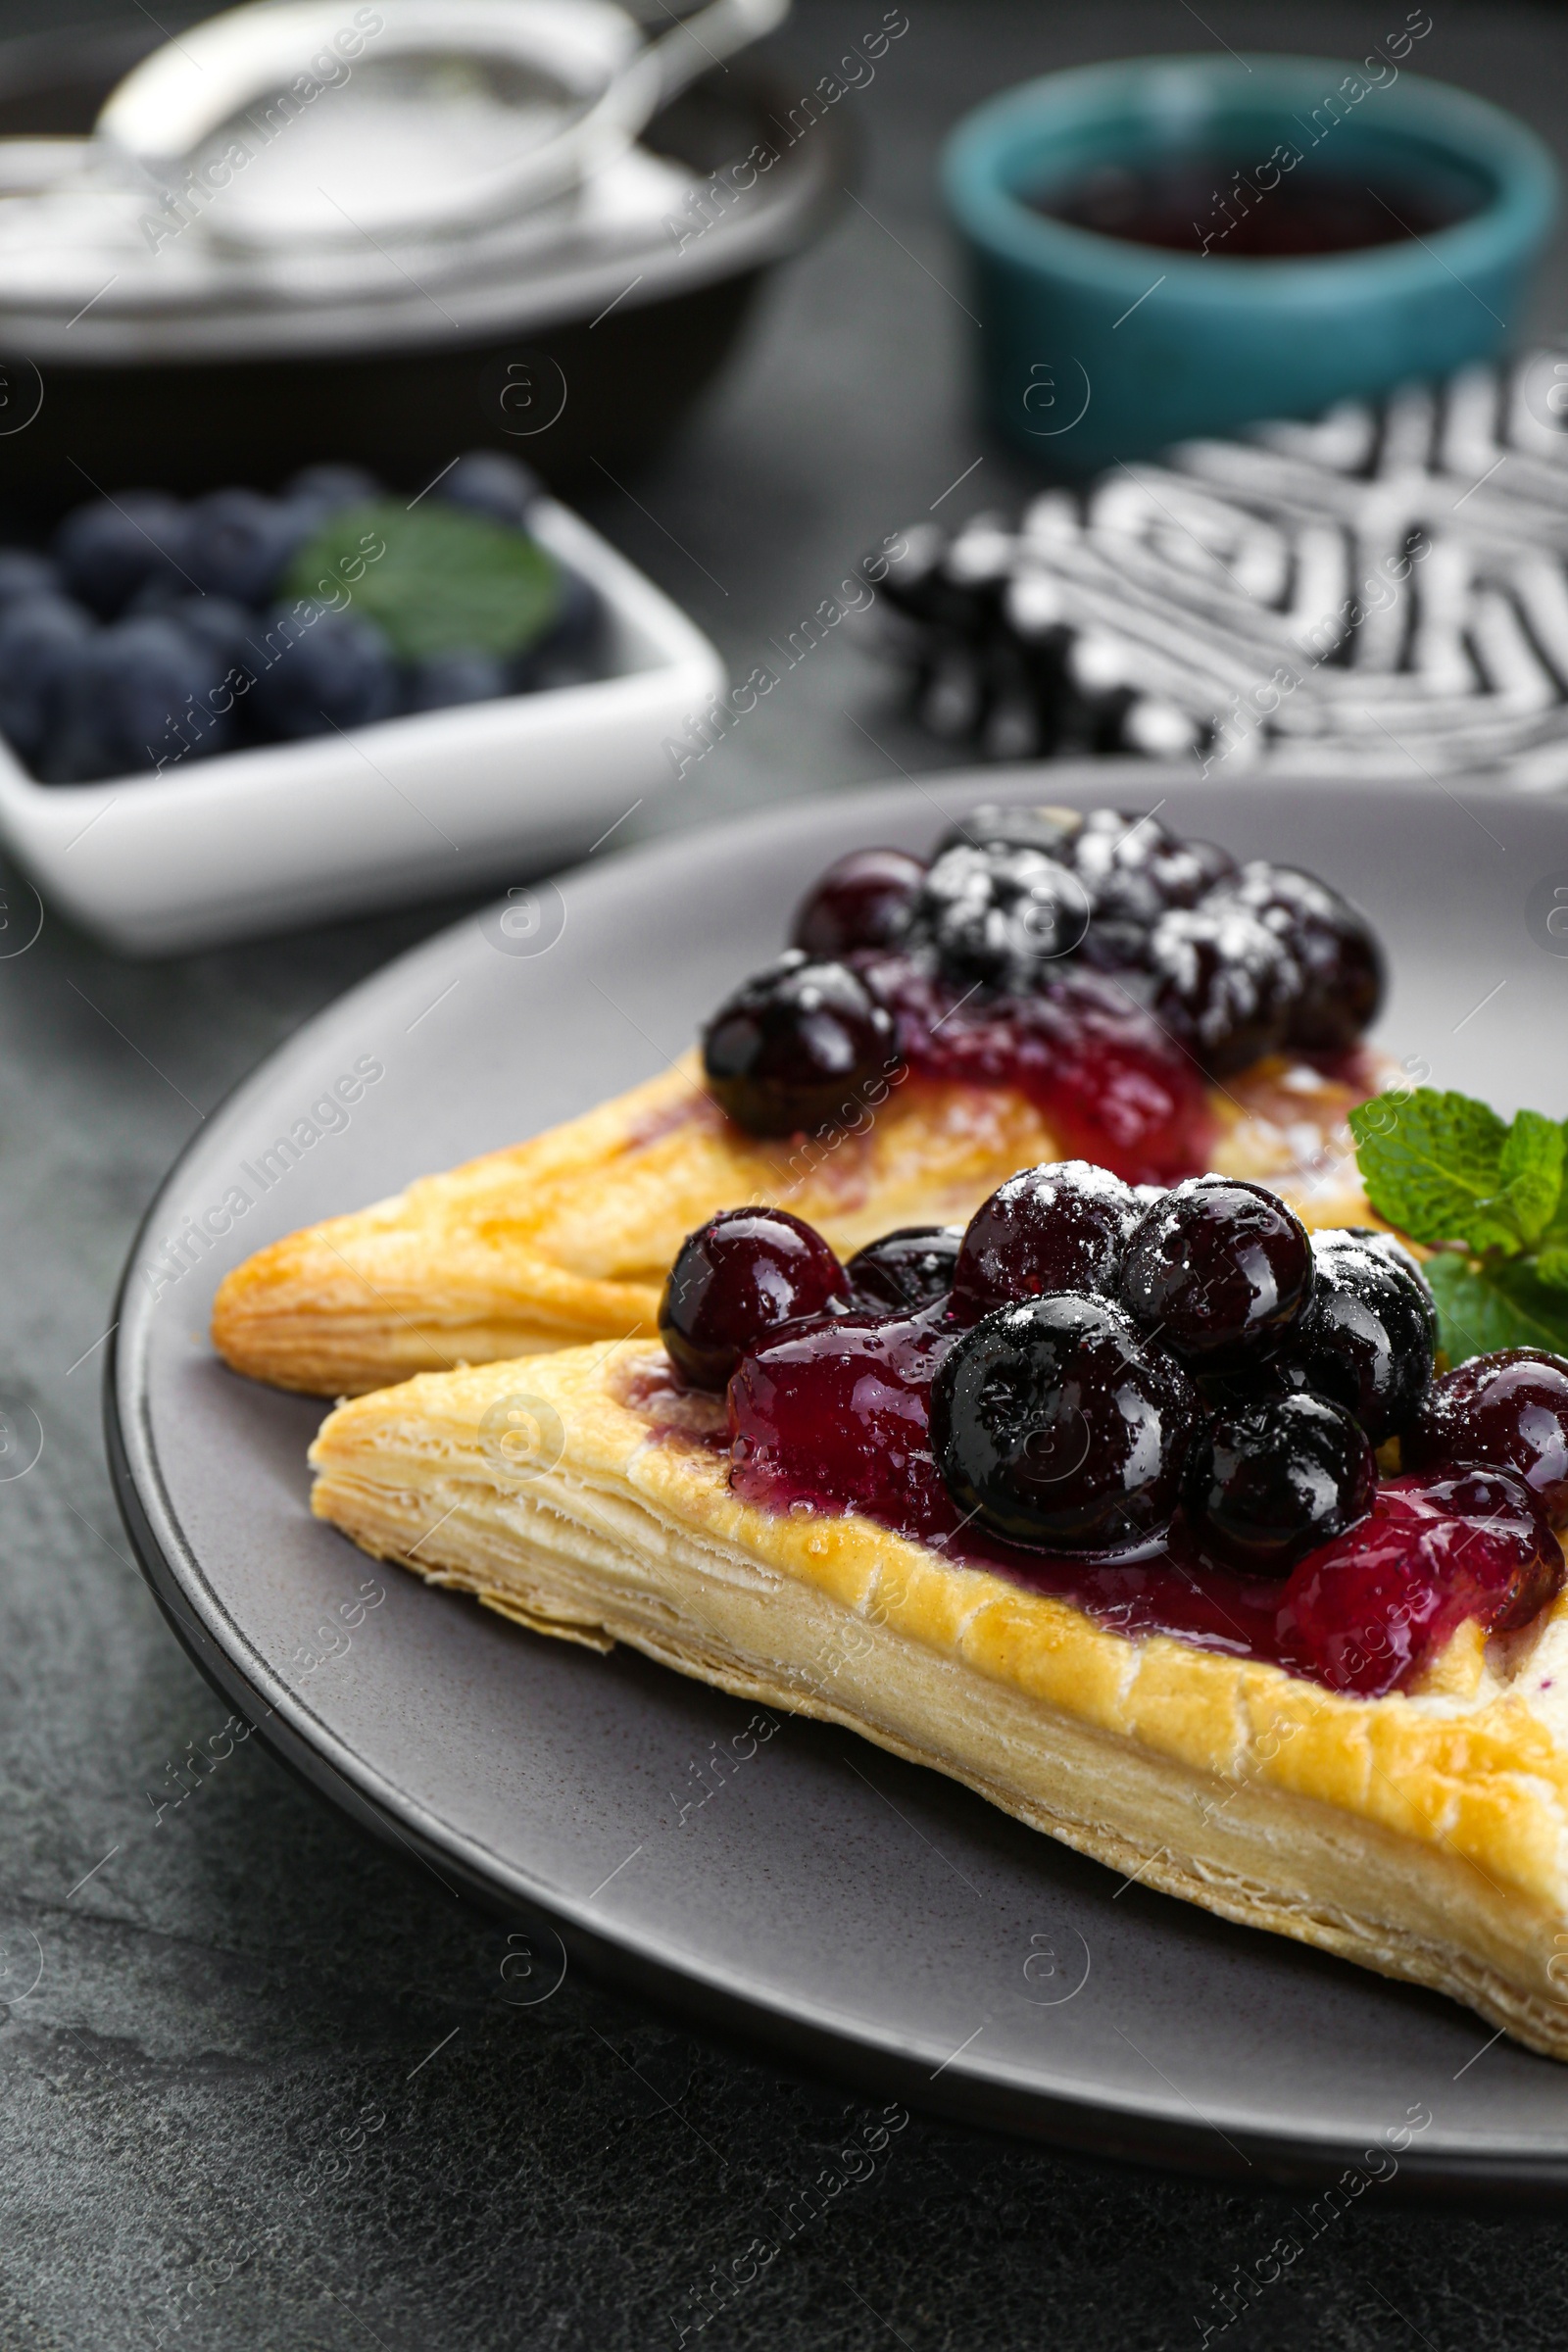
[0,498,725,956]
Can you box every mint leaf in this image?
[1348,1089,1511,1249]
[282,499,563,662]
[1425,1253,1568,1361]
[1538,1246,1568,1293]
[1496,1109,1564,1245]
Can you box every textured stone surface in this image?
[3,2,1568,2345]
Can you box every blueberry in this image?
[1404,1348,1568,1515]
[933,802,1084,861]
[0,550,60,608]
[660,1207,850,1390]
[1272,1233,1436,1441]
[1119,1175,1314,1374]
[1184,1393,1375,1574]
[441,449,541,528]
[906,842,1091,989]
[1149,902,1301,1074]
[185,489,308,607]
[0,596,95,765]
[845,1225,962,1313]
[145,594,259,674]
[53,493,190,619]
[512,565,599,686]
[790,848,925,959]
[931,1293,1201,1551]
[1214,863,1383,1053]
[702,952,901,1138]
[247,605,399,738]
[407,650,509,711]
[45,617,231,782]
[951,1160,1142,1323]
[282,464,383,523]
[1074,807,1234,920]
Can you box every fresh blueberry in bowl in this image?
[950,1159,1142,1323]
[1184,1393,1376,1574]
[408,650,511,711]
[660,1206,851,1391]
[702,952,901,1138]
[1403,1348,1568,1514]
[43,617,232,782]
[53,492,191,619]
[442,449,542,529]
[247,605,399,738]
[1118,1175,1314,1373]
[282,463,383,526]
[0,596,95,764]
[1271,1233,1436,1441]
[845,1225,962,1313]
[0,549,60,609]
[906,842,1092,989]
[931,1292,1201,1550]
[791,848,926,959]
[185,489,309,608]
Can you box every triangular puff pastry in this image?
[216,1048,1385,1396]
[310,1343,1568,2062]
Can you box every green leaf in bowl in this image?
[282,499,564,662]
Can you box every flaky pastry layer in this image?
[310,1344,1568,2063]
[217,1048,1385,1396]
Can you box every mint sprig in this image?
[1348,1088,1568,1363]
[283,499,564,662]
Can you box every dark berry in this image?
[1073,807,1233,919]
[0,550,59,608]
[155,595,258,673]
[282,463,383,523]
[185,488,307,607]
[0,596,93,763]
[514,566,599,682]
[846,1226,962,1313]
[729,1308,954,1524]
[1184,1393,1375,1575]
[660,1207,850,1391]
[407,650,509,710]
[934,802,1083,861]
[702,953,900,1138]
[790,848,925,958]
[442,449,541,528]
[1271,1236,1435,1440]
[1218,862,1383,1052]
[1118,1175,1314,1373]
[43,617,232,781]
[950,1159,1141,1323]
[906,843,1091,988]
[931,1293,1201,1551]
[1149,902,1301,1074]
[1403,1349,1568,1514]
[53,492,190,618]
[1322,1225,1434,1318]
[248,605,399,738]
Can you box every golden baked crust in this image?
[216,1047,1387,1396]
[309,1343,1568,2062]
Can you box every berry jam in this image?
[850,948,1211,1186]
[723,1314,1563,1699]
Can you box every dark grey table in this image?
[5,4,1568,2346]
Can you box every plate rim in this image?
[106,759,1568,2192]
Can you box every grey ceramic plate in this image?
[108,762,1568,2188]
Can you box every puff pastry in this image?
[310,1343,1568,2061]
[216,1048,1386,1396]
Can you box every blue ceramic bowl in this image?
[943,54,1558,472]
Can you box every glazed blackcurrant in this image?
[950,1160,1141,1324]
[1271,1235,1436,1442]
[702,952,900,1138]
[845,1225,962,1312]
[1184,1393,1376,1574]
[1118,1176,1314,1373]
[1148,903,1301,1074]
[790,848,925,959]
[1404,1349,1568,1514]
[1073,807,1235,927]
[1323,1226,1435,1320]
[905,843,1091,989]
[934,802,1084,861]
[1218,862,1384,1053]
[660,1207,851,1391]
[931,1294,1201,1551]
